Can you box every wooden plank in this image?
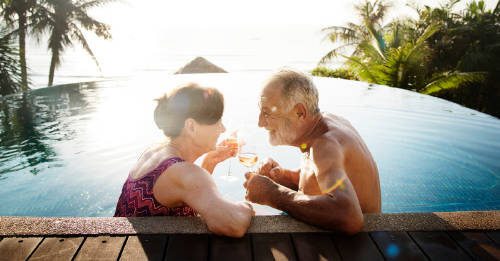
[0,237,43,261]
[332,232,384,261]
[29,237,84,261]
[165,234,208,261]
[291,233,341,261]
[370,231,428,261]
[486,231,500,246]
[448,231,500,261]
[119,235,168,261]
[74,236,126,261]
[409,232,471,261]
[210,234,252,261]
[252,233,297,261]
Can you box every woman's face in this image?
[194,118,226,152]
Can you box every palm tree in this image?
[32,0,113,86]
[319,0,390,65]
[0,25,22,96]
[0,0,38,90]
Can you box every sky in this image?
[26,0,500,87]
[94,0,499,28]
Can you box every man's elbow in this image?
[320,201,364,235]
[342,213,363,235]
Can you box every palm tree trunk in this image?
[18,14,28,90]
[48,53,57,86]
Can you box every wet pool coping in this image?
[0,211,498,236]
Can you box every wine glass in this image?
[216,131,239,177]
[238,144,258,172]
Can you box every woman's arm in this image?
[154,162,253,237]
[201,140,238,174]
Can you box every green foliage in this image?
[421,72,487,94]
[319,0,500,117]
[31,0,114,86]
[0,27,22,96]
[1,0,39,90]
[311,67,358,80]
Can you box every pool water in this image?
[1,72,499,216]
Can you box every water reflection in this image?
[0,82,98,177]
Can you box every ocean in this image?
[25,25,337,88]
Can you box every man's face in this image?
[258,83,297,146]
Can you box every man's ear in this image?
[294,103,307,120]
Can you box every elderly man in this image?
[243,69,381,234]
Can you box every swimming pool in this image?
[1,72,499,216]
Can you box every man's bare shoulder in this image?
[310,134,344,171]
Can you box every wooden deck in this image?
[1,212,499,260]
[1,231,500,260]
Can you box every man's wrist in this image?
[268,182,295,210]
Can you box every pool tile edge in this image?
[0,211,498,236]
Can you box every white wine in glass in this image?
[238,153,258,169]
[238,143,258,171]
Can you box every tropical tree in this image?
[0,0,39,90]
[31,0,113,86]
[319,0,391,65]
[319,0,486,93]
[413,0,499,114]
[0,25,22,96]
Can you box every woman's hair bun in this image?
[153,83,224,138]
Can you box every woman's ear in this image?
[184,118,197,136]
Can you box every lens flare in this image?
[386,244,399,258]
[322,175,347,194]
[301,143,307,150]
[204,89,213,99]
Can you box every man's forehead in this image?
[260,82,283,105]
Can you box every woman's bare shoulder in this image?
[129,143,169,179]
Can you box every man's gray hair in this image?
[270,68,320,116]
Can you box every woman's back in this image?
[114,153,197,217]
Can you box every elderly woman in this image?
[114,83,253,238]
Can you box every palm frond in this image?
[421,71,487,94]
[73,9,111,39]
[358,40,385,62]
[342,54,377,83]
[0,27,23,95]
[318,44,354,65]
[70,24,101,72]
[76,0,117,11]
[321,26,359,44]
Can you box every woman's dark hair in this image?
[154,83,224,137]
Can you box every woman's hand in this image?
[202,139,240,174]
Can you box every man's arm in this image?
[155,163,253,238]
[257,158,300,190]
[245,140,363,234]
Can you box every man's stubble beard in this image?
[269,117,297,146]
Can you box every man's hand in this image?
[257,158,298,190]
[257,158,280,176]
[243,172,278,205]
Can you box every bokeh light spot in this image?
[386,244,399,258]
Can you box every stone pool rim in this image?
[0,211,498,236]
